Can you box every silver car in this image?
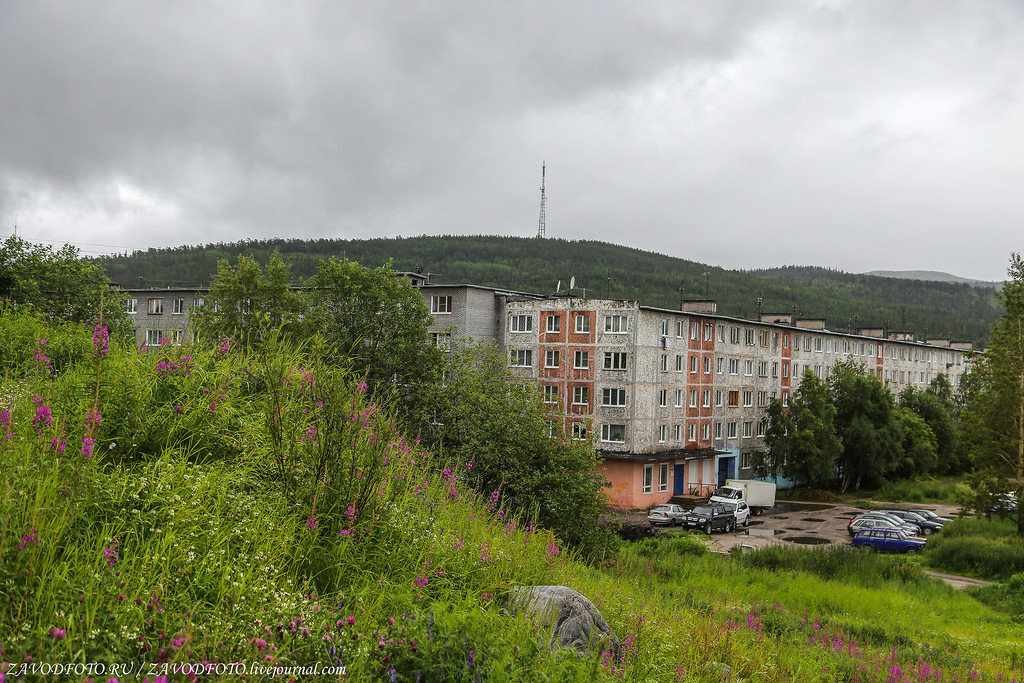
[647,504,688,526]
[722,500,751,527]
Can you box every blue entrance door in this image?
[673,464,686,495]
[717,457,735,486]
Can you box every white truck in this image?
[709,479,777,515]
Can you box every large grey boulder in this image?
[508,585,620,656]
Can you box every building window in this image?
[704,324,714,341]
[659,424,667,443]
[510,349,532,367]
[714,422,722,439]
[602,424,627,443]
[547,422,557,438]
[546,315,561,333]
[604,352,627,370]
[728,390,740,407]
[642,464,653,494]
[814,337,822,352]
[757,390,768,407]
[674,424,683,441]
[689,390,698,408]
[757,420,766,438]
[772,362,779,378]
[604,315,628,333]
[571,422,587,440]
[676,354,684,372]
[659,390,668,408]
[743,421,752,438]
[126,298,137,314]
[760,331,770,346]
[145,329,161,346]
[782,391,790,407]
[701,422,710,441]
[804,337,811,351]
[783,333,790,349]
[702,390,711,408]
[728,359,739,375]
[510,315,532,332]
[757,361,768,377]
[715,390,723,407]
[782,362,790,378]
[543,385,558,403]
[574,351,589,368]
[148,298,163,315]
[573,386,589,404]
[687,423,696,442]
[575,315,590,333]
[660,354,668,372]
[690,355,698,373]
[602,388,627,406]
[727,422,737,438]
[431,332,452,351]
[690,322,699,340]
[545,350,560,368]
[743,391,753,407]
[675,389,683,407]
[704,356,711,374]
[730,327,741,344]
[192,297,204,310]
[745,329,756,345]
[659,462,669,492]
[716,357,724,374]
[661,319,670,336]
[172,298,184,315]
[741,452,751,469]
[170,330,182,346]
[431,296,453,314]
[744,360,754,376]
[718,326,726,342]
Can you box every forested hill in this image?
[96,235,1000,345]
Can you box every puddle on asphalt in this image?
[773,501,835,513]
[785,527,804,531]
[785,536,831,545]
[801,518,826,523]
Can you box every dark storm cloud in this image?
[0,1,1021,279]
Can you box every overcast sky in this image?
[1,1,1022,280]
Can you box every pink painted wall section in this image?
[601,459,674,509]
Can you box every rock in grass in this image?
[509,585,620,656]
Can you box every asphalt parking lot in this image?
[702,501,962,554]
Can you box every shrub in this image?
[735,544,927,588]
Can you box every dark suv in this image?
[682,505,737,534]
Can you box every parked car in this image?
[682,505,737,534]
[986,493,1018,516]
[709,480,777,515]
[909,509,950,524]
[721,500,751,527]
[647,504,688,527]
[851,528,927,553]
[881,509,943,535]
[851,512,920,535]
[847,517,902,537]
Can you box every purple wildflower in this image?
[93,324,109,356]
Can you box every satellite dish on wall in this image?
[570,276,576,290]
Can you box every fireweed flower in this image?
[103,540,120,567]
[306,516,318,531]
[82,438,97,460]
[93,324,109,355]
[32,405,53,431]
[83,410,102,431]
[1,408,12,439]
[50,437,66,453]
[19,529,38,551]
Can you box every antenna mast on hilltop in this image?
[537,161,546,238]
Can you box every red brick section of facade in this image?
[876,341,885,378]
[781,330,792,402]
[686,317,715,449]
[538,309,596,439]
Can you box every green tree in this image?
[415,340,615,557]
[962,254,1024,533]
[891,406,938,479]
[0,236,130,336]
[302,257,442,406]
[761,371,840,488]
[900,382,958,474]
[197,250,306,344]
[829,360,903,492]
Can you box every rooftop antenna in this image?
[536,161,547,239]
[702,272,710,299]
[678,280,685,310]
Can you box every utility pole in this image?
[678,280,685,310]
[606,268,615,298]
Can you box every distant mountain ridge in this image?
[95,235,1000,346]
[863,270,1001,288]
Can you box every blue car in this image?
[851,528,926,553]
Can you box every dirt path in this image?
[922,569,993,590]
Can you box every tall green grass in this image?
[925,517,1024,581]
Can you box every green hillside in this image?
[96,235,1000,345]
